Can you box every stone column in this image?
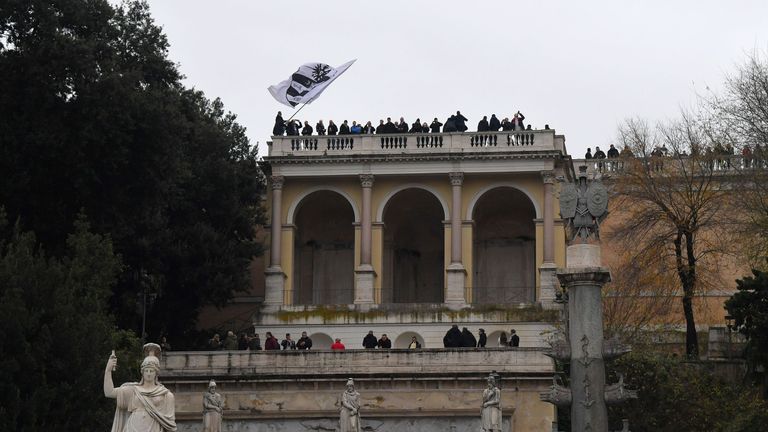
[558,244,611,432]
[354,174,376,305]
[445,172,467,307]
[539,171,558,308]
[264,175,286,306]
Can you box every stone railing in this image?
[267,130,562,157]
[160,348,553,379]
[572,154,765,177]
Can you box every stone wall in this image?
[161,348,556,431]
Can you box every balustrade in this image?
[573,154,765,177]
[268,130,559,156]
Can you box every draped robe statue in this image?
[481,374,502,432]
[104,343,177,432]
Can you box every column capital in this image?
[541,171,556,185]
[449,172,464,186]
[359,174,375,188]
[270,175,285,190]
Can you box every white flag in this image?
[268,60,356,108]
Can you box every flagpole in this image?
[285,99,313,123]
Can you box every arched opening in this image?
[472,187,536,304]
[309,333,334,350]
[486,330,510,348]
[394,332,425,349]
[293,191,355,305]
[382,188,445,303]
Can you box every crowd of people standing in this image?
[205,326,521,351]
[272,110,534,137]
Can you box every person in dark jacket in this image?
[296,331,312,350]
[478,329,487,348]
[443,324,462,347]
[377,334,392,349]
[264,332,280,350]
[363,121,375,134]
[477,116,489,132]
[397,117,408,133]
[430,118,443,133]
[248,333,262,350]
[460,327,477,348]
[376,120,385,134]
[585,148,593,159]
[339,120,351,135]
[362,331,378,349]
[443,116,457,133]
[316,120,326,135]
[273,112,286,136]
[489,114,501,131]
[454,111,468,132]
[509,329,520,347]
[327,120,338,136]
[301,121,313,136]
[238,332,249,350]
[285,119,301,136]
[607,144,619,158]
[501,117,513,131]
[409,119,422,133]
[594,146,606,159]
[384,117,397,134]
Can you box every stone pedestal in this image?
[264,266,286,306]
[445,263,467,308]
[557,244,611,432]
[354,265,376,304]
[539,262,559,309]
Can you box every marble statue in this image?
[104,343,177,432]
[481,374,502,432]
[339,378,362,432]
[203,380,224,432]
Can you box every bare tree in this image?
[706,50,768,269]
[608,116,735,359]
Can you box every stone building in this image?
[166,128,575,431]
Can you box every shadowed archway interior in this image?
[382,188,445,303]
[473,187,536,304]
[293,190,354,305]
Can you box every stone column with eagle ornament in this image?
[540,166,637,432]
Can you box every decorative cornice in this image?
[449,172,464,186]
[270,175,285,190]
[263,151,564,166]
[359,174,375,188]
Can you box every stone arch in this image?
[309,333,334,350]
[394,332,425,349]
[381,188,445,304]
[287,186,359,224]
[487,330,510,348]
[466,183,541,220]
[293,190,355,305]
[471,186,537,304]
[376,184,449,222]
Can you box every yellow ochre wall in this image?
[266,172,565,305]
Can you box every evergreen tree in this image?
[0,1,265,344]
[0,210,142,431]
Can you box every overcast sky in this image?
[141,0,768,159]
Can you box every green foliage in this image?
[0,211,141,431]
[0,0,266,345]
[603,352,767,432]
[725,269,768,369]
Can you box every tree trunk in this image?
[674,230,699,359]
